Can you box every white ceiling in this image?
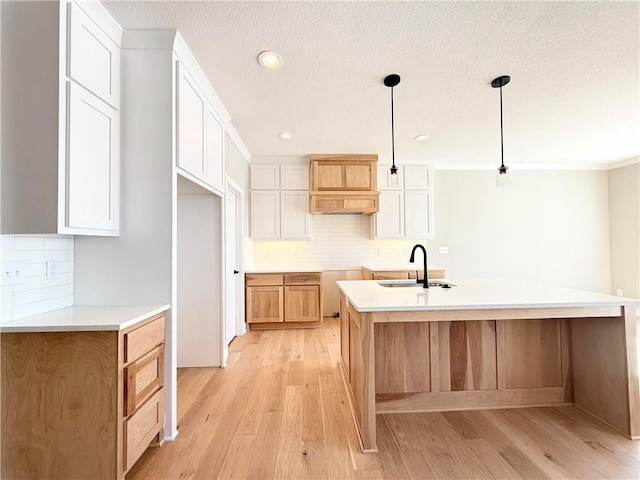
[103,1,639,169]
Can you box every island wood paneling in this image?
[444,320,497,391]
[501,318,563,388]
[374,322,430,394]
[570,307,640,438]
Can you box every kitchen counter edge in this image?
[0,304,170,333]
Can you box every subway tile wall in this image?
[1,235,74,322]
[251,215,424,270]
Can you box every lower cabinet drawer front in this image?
[284,272,321,285]
[124,388,164,471]
[124,315,165,362]
[124,345,164,415]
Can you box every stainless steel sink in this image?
[377,280,455,289]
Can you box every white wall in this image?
[1,235,74,321]
[608,161,640,299]
[177,176,222,367]
[252,169,613,294]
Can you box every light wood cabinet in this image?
[310,154,379,215]
[245,272,322,327]
[1,0,121,236]
[362,267,446,281]
[0,313,165,479]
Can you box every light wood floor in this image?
[127,318,640,479]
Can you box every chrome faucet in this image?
[409,244,429,288]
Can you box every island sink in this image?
[377,280,455,288]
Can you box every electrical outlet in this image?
[47,261,59,280]
[438,246,449,255]
[616,289,624,297]
[2,263,24,286]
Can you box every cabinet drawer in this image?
[284,273,321,285]
[124,315,165,363]
[372,271,410,280]
[246,274,284,286]
[124,345,164,416]
[124,388,164,471]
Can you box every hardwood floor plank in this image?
[245,411,284,479]
[218,434,257,479]
[274,385,305,480]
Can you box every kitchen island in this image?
[337,278,640,452]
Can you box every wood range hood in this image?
[309,154,380,215]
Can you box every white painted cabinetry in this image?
[177,64,206,181]
[67,83,119,231]
[250,162,310,239]
[176,62,226,194]
[1,0,121,236]
[373,165,434,239]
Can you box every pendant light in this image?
[491,75,511,186]
[384,74,401,184]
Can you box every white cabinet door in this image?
[66,82,119,232]
[404,166,431,190]
[251,191,280,239]
[281,191,310,239]
[375,191,404,238]
[251,165,280,190]
[404,191,432,238]
[177,63,206,181]
[67,2,120,107]
[205,106,224,193]
[281,164,309,190]
[377,166,403,190]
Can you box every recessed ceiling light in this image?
[258,51,283,69]
[278,132,292,140]
[414,134,430,142]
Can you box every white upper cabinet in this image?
[404,191,432,238]
[66,82,119,231]
[372,165,434,239]
[205,106,225,194]
[281,164,309,190]
[177,64,206,182]
[250,161,311,239]
[281,191,311,239]
[375,191,405,238]
[251,191,280,239]
[377,166,404,190]
[251,165,280,190]
[0,0,121,236]
[404,166,431,190]
[67,2,120,107]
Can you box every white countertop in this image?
[362,264,446,271]
[337,278,640,312]
[245,267,323,274]
[0,304,170,333]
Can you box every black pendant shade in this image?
[385,74,401,176]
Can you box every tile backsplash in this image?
[251,215,427,270]
[1,235,74,322]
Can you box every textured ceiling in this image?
[104,1,639,168]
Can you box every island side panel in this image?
[1,331,119,479]
[571,306,640,438]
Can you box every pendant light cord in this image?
[499,85,505,169]
[391,85,396,170]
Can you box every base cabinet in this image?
[0,313,165,479]
[246,272,322,327]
